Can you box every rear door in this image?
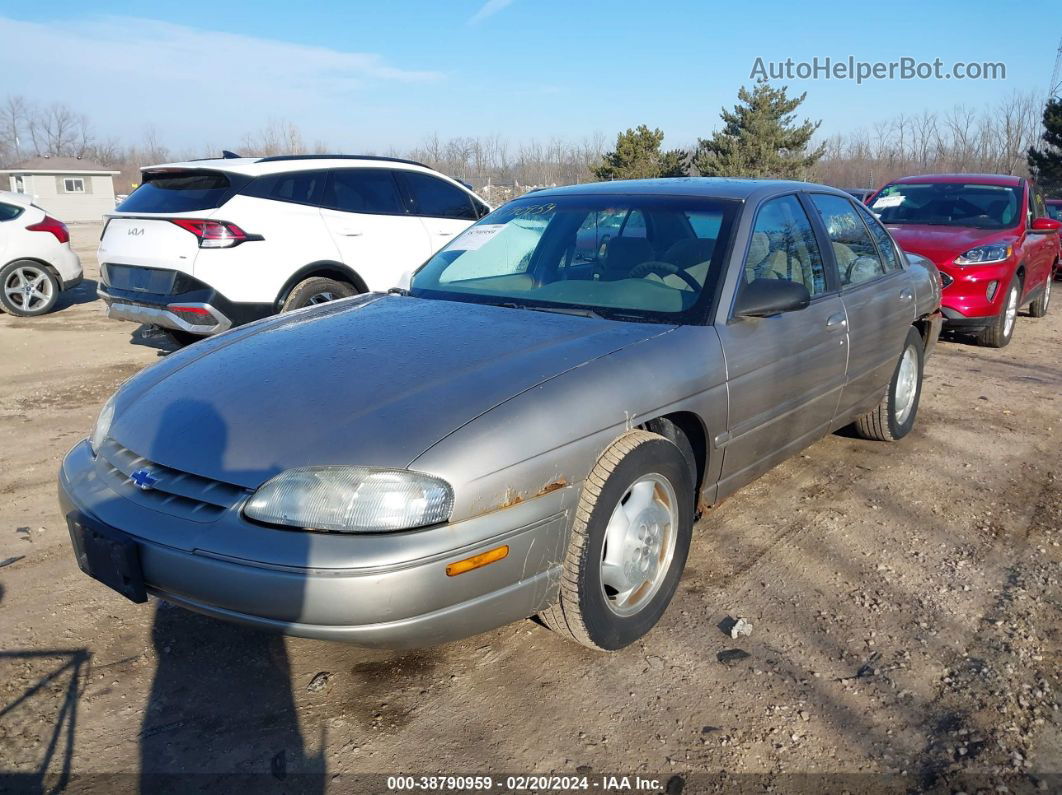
[1028,185,1057,290]
[716,194,848,493]
[397,170,481,251]
[808,193,912,420]
[98,169,245,283]
[319,168,431,291]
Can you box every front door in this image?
[717,194,849,495]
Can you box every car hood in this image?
[884,224,1017,267]
[110,295,674,488]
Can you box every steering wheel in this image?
[628,261,701,292]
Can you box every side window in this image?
[473,197,491,219]
[855,202,903,272]
[243,170,326,205]
[1032,188,1047,220]
[329,169,404,215]
[809,194,886,287]
[744,195,827,296]
[0,202,23,221]
[403,172,477,220]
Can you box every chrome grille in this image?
[97,438,250,523]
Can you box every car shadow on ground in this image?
[51,278,100,314]
[128,325,182,356]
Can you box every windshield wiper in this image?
[497,301,603,319]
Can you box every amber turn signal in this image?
[445,545,509,576]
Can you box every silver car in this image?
[59,179,942,651]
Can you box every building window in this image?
[14,176,25,194]
[63,178,85,193]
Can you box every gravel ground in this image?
[0,223,1059,793]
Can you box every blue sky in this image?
[1,0,1060,153]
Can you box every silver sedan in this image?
[59,178,942,651]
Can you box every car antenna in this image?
[221,150,242,159]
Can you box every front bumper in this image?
[97,264,272,336]
[938,260,1015,326]
[59,440,570,647]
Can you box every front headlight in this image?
[243,466,454,533]
[89,395,115,456]
[955,243,1012,265]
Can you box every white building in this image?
[0,156,120,222]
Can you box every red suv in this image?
[868,175,1061,347]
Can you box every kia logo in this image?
[128,227,144,236]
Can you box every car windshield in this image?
[870,182,1022,229]
[410,194,737,323]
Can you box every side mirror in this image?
[734,278,811,318]
[1031,217,1062,233]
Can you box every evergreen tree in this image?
[1028,97,1062,196]
[693,80,824,179]
[593,125,687,180]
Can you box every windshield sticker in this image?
[872,195,905,209]
[449,224,506,252]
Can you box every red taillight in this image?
[26,215,70,245]
[170,219,250,248]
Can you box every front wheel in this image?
[977,277,1020,348]
[539,430,694,651]
[853,326,924,442]
[0,260,59,317]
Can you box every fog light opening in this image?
[445,545,509,576]
[986,281,999,302]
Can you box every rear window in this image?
[118,170,249,213]
[0,202,24,221]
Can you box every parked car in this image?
[1047,198,1062,223]
[0,191,82,317]
[868,174,1061,347]
[61,178,941,651]
[96,154,490,343]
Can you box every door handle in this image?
[341,231,363,237]
[899,288,913,301]
[826,313,847,329]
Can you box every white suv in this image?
[0,190,83,317]
[97,155,490,341]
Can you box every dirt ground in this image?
[0,223,1059,793]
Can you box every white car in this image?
[0,191,83,317]
[96,154,490,342]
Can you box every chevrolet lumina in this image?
[60,179,942,651]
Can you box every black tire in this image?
[977,277,1020,348]
[539,430,694,651]
[853,326,924,442]
[1029,275,1051,318]
[281,277,356,312]
[0,260,60,317]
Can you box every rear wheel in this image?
[853,326,924,442]
[539,431,694,650]
[0,260,59,317]
[1029,276,1051,318]
[281,277,356,312]
[977,277,1020,348]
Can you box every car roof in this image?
[1047,198,1062,204]
[886,173,1024,187]
[0,189,34,207]
[140,154,440,178]
[525,177,852,202]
